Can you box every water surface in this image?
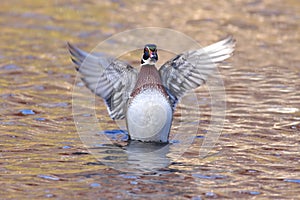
[0,0,299,199]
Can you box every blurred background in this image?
[0,0,299,199]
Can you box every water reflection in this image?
[92,133,170,172]
[124,140,170,171]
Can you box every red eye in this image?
[144,48,149,52]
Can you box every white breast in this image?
[126,89,173,143]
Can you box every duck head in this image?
[141,44,158,65]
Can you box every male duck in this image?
[68,36,235,143]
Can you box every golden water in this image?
[0,0,299,199]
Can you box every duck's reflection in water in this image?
[93,137,170,172]
[124,140,170,171]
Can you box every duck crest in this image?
[130,64,168,99]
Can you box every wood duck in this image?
[68,36,235,143]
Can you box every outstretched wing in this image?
[159,36,235,108]
[68,43,138,119]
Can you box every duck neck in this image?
[141,58,157,66]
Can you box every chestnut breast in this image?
[130,64,168,99]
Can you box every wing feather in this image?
[159,36,235,108]
[68,43,138,119]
